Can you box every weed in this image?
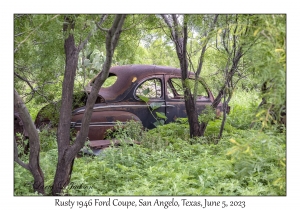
[14,90,285,196]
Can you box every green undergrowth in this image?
[14,90,286,196]
[67,122,285,196]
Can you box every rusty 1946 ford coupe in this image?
[69,65,228,146]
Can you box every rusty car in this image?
[70,64,227,148]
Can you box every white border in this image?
[3,1,299,209]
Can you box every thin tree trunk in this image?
[184,95,202,137]
[180,16,202,138]
[217,89,232,141]
[214,47,243,141]
[14,89,45,194]
[52,14,126,196]
[52,16,78,195]
[162,14,218,138]
[162,14,202,138]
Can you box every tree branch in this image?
[14,72,35,92]
[161,15,176,40]
[78,14,109,51]
[67,14,127,162]
[121,15,149,31]
[14,71,57,104]
[193,15,219,102]
[95,14,109,32]
[14,15,60,53]
[14,88,45,194]
[171,14,183,54]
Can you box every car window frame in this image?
[133,75,165,102]
[166,76,212,101]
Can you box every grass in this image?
[14,89,286,196]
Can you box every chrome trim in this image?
[75,122,124,125]
[73,121,126,128]
[75,104,166,113]
[94,104,149,110]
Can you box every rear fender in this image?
[71,111,141,140]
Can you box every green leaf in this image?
[150,102,163,110]
[83,59,90,67]
[159,119,165,125]
[153,121,159,127]
[153,120,165,127]
[138,95,149,103]
[156,112,167,120]
[142,88,150,95]
[253,28,260,36]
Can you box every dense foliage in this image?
[14,90,286,196]
[14,14,286,196]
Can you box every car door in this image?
[133,75,166,129]
[165,76,213,123]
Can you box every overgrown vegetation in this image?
[14,14,286,196]
[14,89,286,196]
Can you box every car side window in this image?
[168,78,208,99]
[136,78,162,99]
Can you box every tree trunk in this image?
[69,15,127,156]
[52,16,78,195]
[52,14,126,196]
[169,15,203,138]
[14,89,45,194]
[217,90,232,141]
[52,157,74,195]
[214,47,243,141]
[161,14,219,138]
[184,94,203,137]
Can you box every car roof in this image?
[86,65,193,102]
